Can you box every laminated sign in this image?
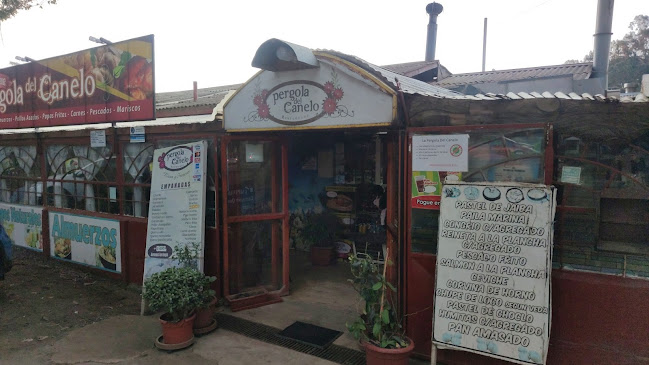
[433,182,556,365]
[142,140,208,281]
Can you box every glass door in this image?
[221,136,289,309]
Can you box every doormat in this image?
[277,321,342,349]
[216,313,364,365]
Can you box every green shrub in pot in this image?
[143,266,207,322]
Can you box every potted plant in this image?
[347,251,414,365]
[300,211,339,266]
[142,266,206,346]
[173,243,218,333]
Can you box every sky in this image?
[0,0,645,92]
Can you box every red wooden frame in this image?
[220,135,290,304]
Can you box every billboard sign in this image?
[0,34,154,128]
[48,211,122,273]
[433,182,556,365]
[0,203,43,252]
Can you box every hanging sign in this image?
[49,211,121,273]
[433,182,556,365]
[0,203,43,252]
[142,140,207,280]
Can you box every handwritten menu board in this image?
[433,183,556,365]
[142,141,207,280]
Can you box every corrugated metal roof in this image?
[434,63,592,87]
[317,50,465,98]
[156,84,241,110]
[381,61,439,78]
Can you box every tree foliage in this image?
[566,15,649,89]
[0,0,56,22]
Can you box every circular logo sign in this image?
[449,144,463,157]
[265,81,328,125]
[161,146,193,171]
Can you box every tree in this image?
[566,15,649,89]
[0,0,57,22]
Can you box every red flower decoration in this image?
[258,104,270,118]
[324,81,334,95]
[253,94,263,106]
[333,88,344,101]
[323,98,337,115]
[260,89,269,99]
[158,153,166,168]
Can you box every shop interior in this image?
[225,130,390,349]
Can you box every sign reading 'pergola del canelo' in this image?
[0,34,154,128]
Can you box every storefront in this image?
[2,36,648,365]
[403,94,649,364]
[218,39,459,309]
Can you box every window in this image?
[411,127,548,254]
[45,144,117,214]
[554,134,649,278]
[123,143,154,218]
[0,145,41,206]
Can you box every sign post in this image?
[432,182,555,364]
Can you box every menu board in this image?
[433,182,555,365]
[142,141,207,280]
[0,203,43,251]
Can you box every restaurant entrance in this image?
[220,135,289,310]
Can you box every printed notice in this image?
[412,134,469,172]
[433,182,556,365]
[142,141,208,281]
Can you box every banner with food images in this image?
[433,182,556,365]
[0,34,154,128]
[0,202,43,251]
[142,140,207,281]
[48,211,121,273]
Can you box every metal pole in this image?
[482,18,488,72]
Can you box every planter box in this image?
[227,287,282,312]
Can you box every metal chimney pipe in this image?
[193,81,198,102]
[425,2,444,61]
[592,0,614,91]
[482,18,488,72]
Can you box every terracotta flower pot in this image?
[310,246,334,266]
[159,313,195,344]
[363,338,415,365]
[194,297,217,329]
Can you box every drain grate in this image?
[215,313,365,365]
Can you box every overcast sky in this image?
[0,0,644,92]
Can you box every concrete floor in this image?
[228,250,361,350]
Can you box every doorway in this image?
[221,136,289,309]
[222,130,400,350]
